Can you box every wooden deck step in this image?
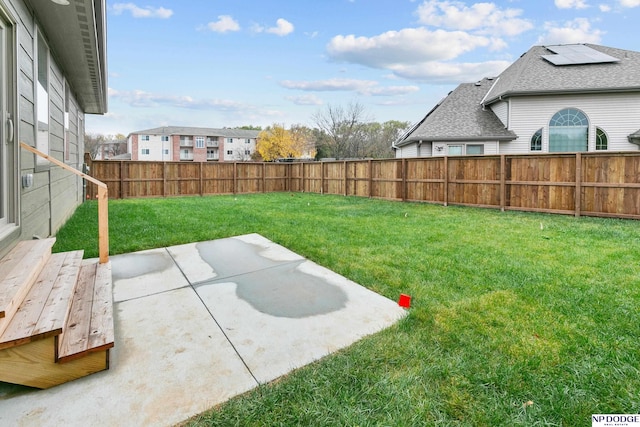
[0,238,56,337]
[58,260,114,363]
[0,251,83,351]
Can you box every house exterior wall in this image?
[136,134,172,161]
[501,93,640,154]
[126,131,257,162]
[395,144,418,158]
[0,0,88,256]
[431,141,499,156]
[128,134,139,160]
[490,101,509,127]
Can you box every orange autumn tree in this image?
[257,124,312,161]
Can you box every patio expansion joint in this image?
[164,247,262,386]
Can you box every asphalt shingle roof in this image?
[483,44,640,104]
[396,78,516,145]
[396,43,640,147]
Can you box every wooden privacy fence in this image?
[84,152,640,220]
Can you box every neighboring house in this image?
[0,0,107,256]
[127,126,260,162]
[394,44,640,157]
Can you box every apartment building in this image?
[127,126,260,162]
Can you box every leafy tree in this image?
[290,124,316,159]
[257,124,295,161]
[361,120,411,158]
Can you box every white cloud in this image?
[389,60,511,84]
[620,0,640,6]
[109,88,248,111]
[599,4,612,11]
[538,18,604,44]
[111,3,173,19]
[285,95,324,106]
[555,0,589,8]
[280,78,420,96]
[327,28,491,68]
[267,19,295,36]
[207,15,240,33]
[415,0,533,36]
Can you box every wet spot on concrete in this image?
[196,239,284,279]
[111,252,173,281]
[232,261,348,318]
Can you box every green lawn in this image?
[55,193,640,426]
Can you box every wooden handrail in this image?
[20,142,109,264]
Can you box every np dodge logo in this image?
[592,414,640,427]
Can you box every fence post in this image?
[120,161,125,199]
[163,161,167,197]
[368,159,373,198]
[200,162,204,197]
[443,156,449,207]
[402,158,407,201]
[321,162,325,194]
[344,161,348,196]
[500,155,506,212]
[575,153,582,217]
[233,162,237,195]
[263,163,266,193]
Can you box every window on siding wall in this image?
[64,81,70,161]
[227,150,233,155]
[141,148,150,155]
[36,31,49,165]
[596,128,608,150]
[466,145,484,155]
[448,145,463,155]
[531,128,543,151]
[549,108,588,152]
[141,135,150,141]
[161,136,169,142]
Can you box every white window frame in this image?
[36,30,50,166]
[195,136,205,148]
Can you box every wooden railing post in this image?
[97,186,109,263]
[21,142,109,263]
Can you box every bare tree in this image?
[312,101,371,159]
[85,133,128,159]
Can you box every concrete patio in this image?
[0,234,406,426]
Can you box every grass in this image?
[54,193,640,426]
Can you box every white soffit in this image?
[542,44,620,66]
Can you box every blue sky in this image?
[86,0,640,135]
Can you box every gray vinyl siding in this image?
[396,143,418,158]
[490,101,509,127]
[500,93,640,154]
[6,0,86,245]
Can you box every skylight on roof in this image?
[542,44,619,66]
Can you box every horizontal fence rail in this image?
[84,152,640,220]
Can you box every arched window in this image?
[596,128,608,150]
[531,128,542,151]
[549,108,588,152]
